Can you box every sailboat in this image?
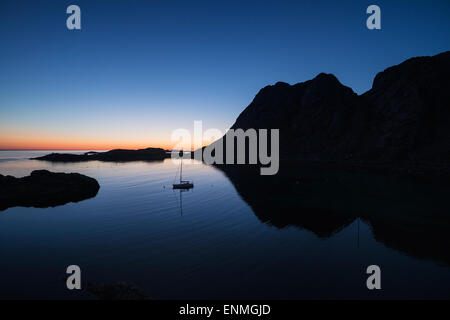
[173,151,194,190]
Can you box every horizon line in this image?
[0,148,188,151]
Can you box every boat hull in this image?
[173,183,194,189]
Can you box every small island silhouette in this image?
[0,170,100,211]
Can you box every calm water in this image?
[0,151,449,299]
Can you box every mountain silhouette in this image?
[230,73,368,160]
[207,51,450,167]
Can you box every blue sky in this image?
[0,0,449,149]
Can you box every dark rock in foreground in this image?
[33,147,169,162]
[0,170,100,211]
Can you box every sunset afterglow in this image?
[1,1,449,150]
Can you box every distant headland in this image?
[33,147,169,162]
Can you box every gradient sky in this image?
[0,0,449,149]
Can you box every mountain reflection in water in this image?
[216,161,450,266]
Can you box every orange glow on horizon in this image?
[0,142,176,151]
[0,140,211,151]
[0,128,215,151]
[0,136,178,151]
